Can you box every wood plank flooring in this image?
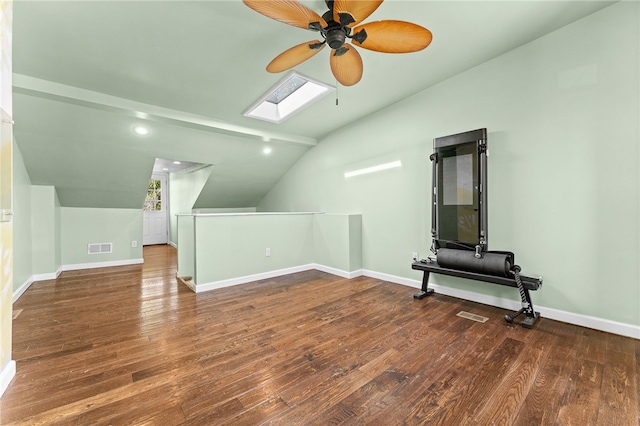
[1,244,638,425]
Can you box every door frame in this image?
[143,173,169,246]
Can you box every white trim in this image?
[168,241,177,249]
[537,306,640,340]
[180,278,196,292]
[0,360,16,398]
[143,173,169,246]
[177,163,211,175]
[177,211,324,218]
[190,264,364,293]
[13,276,35,303]
[363,269,421,288]
[13,260,144,302]
[32,266,63,282]
[361,269,640,340]
[192,264,315,293]
[153,261,640,339]
[62,258,144,272]
[312,264,363,279]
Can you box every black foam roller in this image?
[437,248,512,278]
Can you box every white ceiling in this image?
[152,158,201,174]
[12,0,616,208]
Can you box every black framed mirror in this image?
[431,128,488,252]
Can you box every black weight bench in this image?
[411,259,542,328]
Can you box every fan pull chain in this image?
[335,80,339,106]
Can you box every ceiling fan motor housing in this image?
[326,28,346,49]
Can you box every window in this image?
[143,179,162,212]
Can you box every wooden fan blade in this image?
[330,43,363,86]
[333,0,383,28]
[243,0,327,31]
[266,40,325,73]
[352,20,432,53]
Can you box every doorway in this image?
[143,174,168,245]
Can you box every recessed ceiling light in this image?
[263,147,272,155]
[173,161,181,165]
[244,71,334,124]
[133,125,149,136]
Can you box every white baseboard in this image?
[194,264,316,293]
[62,258,144,272]
[32,266,63,282]
[17,259,636,339]
[362,269,640,339]
[312,264,363,279]
[192,263,362,293]
[537,306,640,339]
[13,277,35,303]
[363,269,421,288]
[0,360,16,398]
[180,278,196,292]
[13,259,145,303]
[168,241,177,249]
[15,266,64,302]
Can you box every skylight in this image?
[243,72,334,124]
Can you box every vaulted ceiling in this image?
[12,1,616,208]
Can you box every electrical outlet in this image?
[265,247,271,257]
[412,252,419,261]
[132,240,138,248]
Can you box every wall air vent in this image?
[88,243,113,255]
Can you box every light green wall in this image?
[54,187,61,268]
[12,141,32,290]
[178,213,362,288]
[348,215,362,271]
[14,148,144,287]
[31,185,61,275]
[13,150,147,288]
[194,214,315,284]
[314,214,362,272]
[60,207,143,265]
[258,3,640,326]
[168,165,213,245]
[176,215,195,280]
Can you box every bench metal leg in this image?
[413,271,434,299]
[504,287,540,328]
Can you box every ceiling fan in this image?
[243,0,433,86]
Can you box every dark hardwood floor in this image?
[1,245,638,425]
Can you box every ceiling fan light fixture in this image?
[243,71,335,124]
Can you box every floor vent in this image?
[88,243,113,255]
[457,311,489,323]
